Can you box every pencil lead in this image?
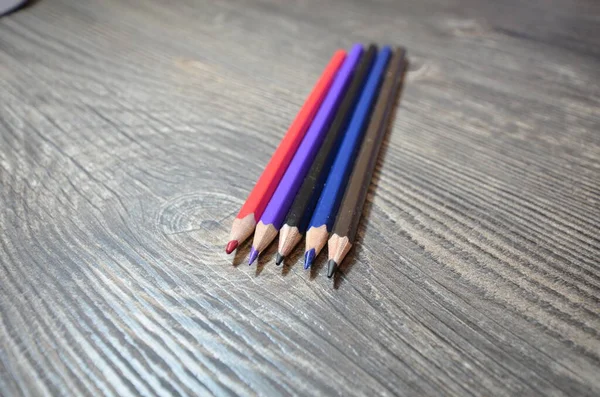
[304,249,316,269]
[275,253,284,266]
[327,260,338,278]
[225,240,239,254]
[248,247,259,265]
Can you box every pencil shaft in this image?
[236,50,346,221]
[282,45,377,235]
[308,46,392,233]
[332,48,407,245]
[259,45,363,229]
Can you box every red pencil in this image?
[226,50,347,254]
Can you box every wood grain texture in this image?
[0,0,599,396]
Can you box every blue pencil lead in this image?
[304,249,316,269]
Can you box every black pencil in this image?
[327,47,407,278]
[275,45,378,266]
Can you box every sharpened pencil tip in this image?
[304,249,316,269]
[275,253,284,266]
[225,240,238,254]
[327,260,338,278]
[248,247,259,265]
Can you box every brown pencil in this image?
[327,47,407,278]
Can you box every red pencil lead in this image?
[225,240,238,254]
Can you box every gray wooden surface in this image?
[1,0,599,395]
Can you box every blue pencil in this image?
[304,46,392,269]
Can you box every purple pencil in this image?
[248,44,364,265]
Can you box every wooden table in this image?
[1,0,599,395]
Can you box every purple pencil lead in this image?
[248,247,259,265]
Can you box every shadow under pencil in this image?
[281,243,304,276]
[231,238,252,267]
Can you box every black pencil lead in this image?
[275,253,284,266]
[326,260,338,278]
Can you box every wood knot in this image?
[156,192,243,261]
[435,16,490,37]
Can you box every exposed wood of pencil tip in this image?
[328,233,353,265]
[278,225,302,257]
[252,222,279,252]
[228,213,257,245]
[304,224,329,256]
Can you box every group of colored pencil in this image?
[226,44,406,278]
